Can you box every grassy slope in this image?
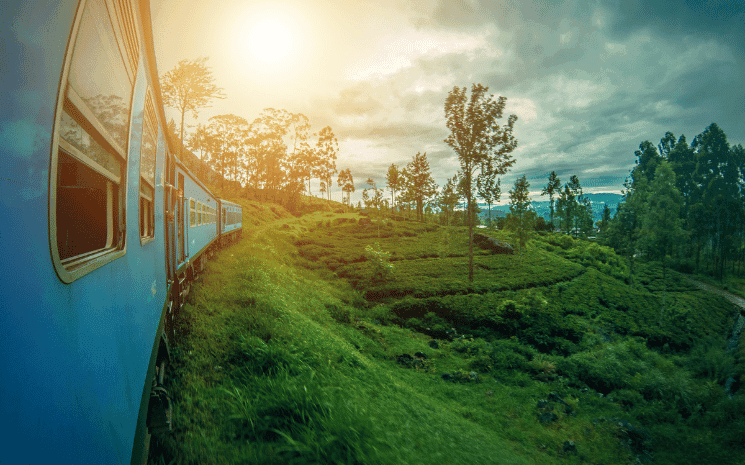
[163,207,745,465]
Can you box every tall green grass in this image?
[162,212,745,465]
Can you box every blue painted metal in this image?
[0,0,242,463]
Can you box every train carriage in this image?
[0,0,242,463]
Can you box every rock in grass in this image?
[473,233,514,254]
[429,340,439,349]
[414,351,427,359]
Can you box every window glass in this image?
[139,91,156,239]
[67,0,132,150]
[189,198,196,227]
[52,0,136,273]
[59,110,122,181]
[140,93,156,187]
[57,150,118,261]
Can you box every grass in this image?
[159,211,745,465]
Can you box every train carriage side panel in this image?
[1,0,172,463]
[174,158,219,273]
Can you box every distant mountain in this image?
[476,193,622,223]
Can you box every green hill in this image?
[156,207,745,465]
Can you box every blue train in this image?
[1,0,242,462]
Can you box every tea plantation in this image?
[159,208,745,465]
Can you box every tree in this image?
[597,203,612,239]
[206,114,248,189]
[436,175,461,226]
[444,83,518,282]
[337,168,355,206]
[640,160,685,281]
[365,177,384,210]
[506,175,535,253]
[386,164,403,211]
[160,57,225,159]
[315,126,338,202]
[401,152,438,222]
[541,171,561,229]
[476,161,501,228]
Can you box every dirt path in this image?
[681,275,745,310]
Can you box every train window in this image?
[140,91,157,240]
[52,0,138,280]
[189,198,196,227]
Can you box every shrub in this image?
[364,242,394,281]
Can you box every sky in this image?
[151,0,745,203]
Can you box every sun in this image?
[247,17,294,65]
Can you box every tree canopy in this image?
[444,83,518,281]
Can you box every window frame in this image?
[139,89,157,244]
[49,0,140,283]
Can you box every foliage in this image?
[444,83,518,282]
[337,168,354,206]
[364,242,394,282]
[541,171,561,228]
[160,57,225,158]
[506,175,535,252]
[399,152,437,222]
[164,206,745,465]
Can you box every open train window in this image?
[51,0,138,281]
[140,90,157,241]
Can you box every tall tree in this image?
[160,57,225,159]
[206,114,248,189]
[640,160,685,282]
[315,126,338,202]
[506,175,536,253]
[386,164,403,211]
[597,203,612,239]
[444,83,518,282]
[337,168,355,207]
[477,161,501,228]
[437,175,461,226]
[541,171,561,229]
[401,152,438,222]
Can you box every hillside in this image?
[156,204,745,465]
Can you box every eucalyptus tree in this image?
[337,168,355,207]
[315,126,338,202]
[541,171,561,229]
[477,161,501,228]
[437,175,461,226]
[507,175,536,253]
[160,57,225,159]
[206,114,248,188]
[401,152,438,222]
[386,164,403,211]
[444,83,518,281]
[640,160,685,281]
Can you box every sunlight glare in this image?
[247,16,294,65]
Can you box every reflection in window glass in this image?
[59,110,122,181]
[67,0,132,150]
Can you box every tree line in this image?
[161,58,344,208]
[604,124,745,281]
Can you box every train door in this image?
[164,151,177,284]
[177,173,185,264]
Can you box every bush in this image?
[364,242,394,281]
